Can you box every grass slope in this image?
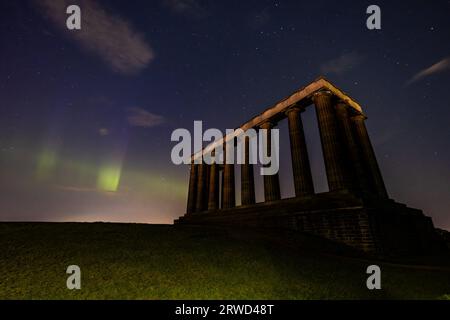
[0,223,449,300]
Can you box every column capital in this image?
[312,90,333,100]
[285,105,305,116]
[259,120,277,129]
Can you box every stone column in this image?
[335,103,371,195]
[241,136,256,205]
[352,115,388,199]
[222,140,236,209]
[220,167,224,209]
[313,90,351,191]
[195,162,207,212]
[260,121,281,202]
[207,152,219,211]
[286,106,314,197]
[203,164,211,209]
[186,162,198,214]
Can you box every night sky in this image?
[1,0,449,229]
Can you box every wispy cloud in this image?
[35,0,154,75]
[127,108,165,128]
[162,0,208,18]
[320,52,364,75]
[406,57,450,86]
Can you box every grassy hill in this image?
[0,223,449,300]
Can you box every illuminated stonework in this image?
[175,78,446,255]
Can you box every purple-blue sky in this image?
[0,0,449,229]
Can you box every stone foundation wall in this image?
[370,207,444,255]
[293,210,377,252]
[176,194,446,255]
